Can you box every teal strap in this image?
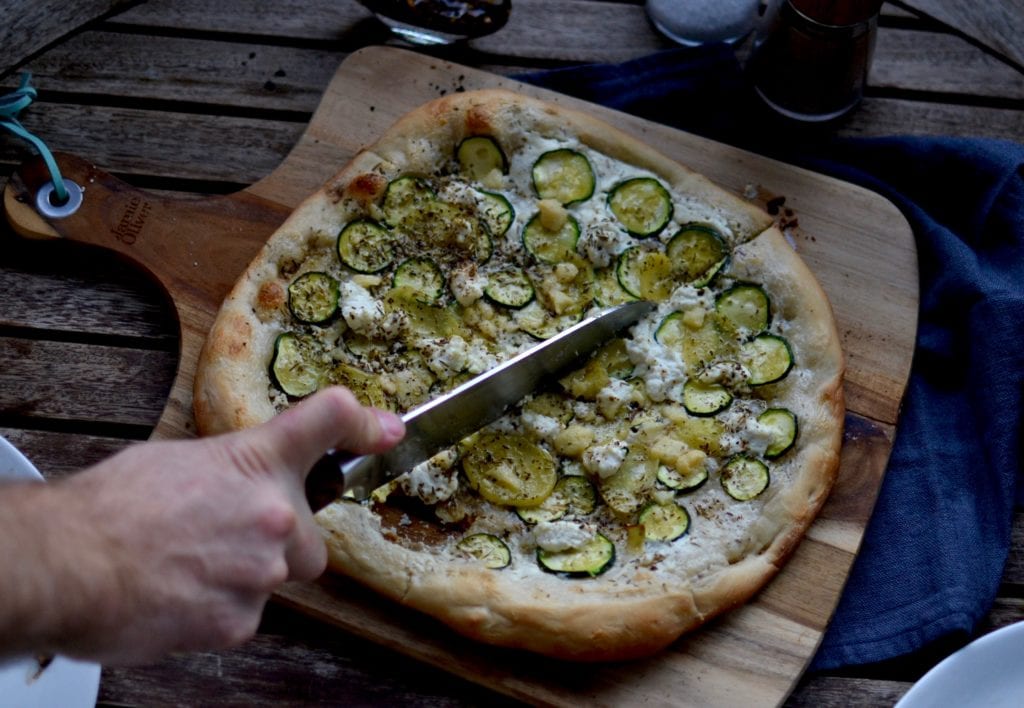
[0,73,68,204]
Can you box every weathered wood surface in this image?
[899,0,1024,71]
[0,1,1020,706]
[0,0,135,77]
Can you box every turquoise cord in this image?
[0,73,68,204]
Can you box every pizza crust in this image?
[194,89,845,661]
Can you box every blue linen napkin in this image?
[517,46,1024,670]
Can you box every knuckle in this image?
[257,500,297,539]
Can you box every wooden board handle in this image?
[4,152,294,438]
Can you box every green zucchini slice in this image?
[665,224,729,286]
[328,362,391,410]
[270,333,323,398]
[656,463,709,493]
[457,136,507,181]
[461,430,558,507]
[607,177,673,237]
[532,149,596,205]
[522,213,581,264]
[477,190,515,236]
[537,532,615,577]
[615,245,674,301]
[393,257,445,304]
[638,501,690,542]
[342,332,389,359]
[337,219,393,274]
[594,266,638,306]
[721,456,770,501]
[484,268,535,308]
[758,407,798,458]
[515,301,584,340]
[716,284,770,336]
[456,533,511,569]
[741,334,794,385]
[382,175,436,228]
[516,475,597,525]
[682,379,733,417]
[287,271,340,325]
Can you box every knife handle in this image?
[305,449,354,513]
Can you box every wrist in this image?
[0,478,120,658]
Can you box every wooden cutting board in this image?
[3,46,917,706]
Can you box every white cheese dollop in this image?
[533,520,593,552]
[339,280,386,335]
[399,449,459,505]
[419,335,470,378]
[449,263,488,307]
[582,439,629,479]
[521,410,562,442]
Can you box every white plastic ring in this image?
[35,180,83,218]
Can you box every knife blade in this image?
[305,299,654,509]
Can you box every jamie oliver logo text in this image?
[112,195,152,244]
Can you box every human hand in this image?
[0,387,403,665]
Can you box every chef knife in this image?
[305,299,655,510]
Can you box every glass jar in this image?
[357,0,511,45]
[748,0,882,121]
[645,0,762,46]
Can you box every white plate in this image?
[895,621,1024,708]
[0,436,102,708]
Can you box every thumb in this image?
[250,387,404,472]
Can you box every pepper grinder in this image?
[748,0,884,121]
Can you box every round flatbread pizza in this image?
[194,89,844,661]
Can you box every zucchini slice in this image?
[638,501,690,542]
[457,136,507,181]
[594,266,638,306]
[537,532,615,577]
[523,391,574,424]
[655,311,730,372]
[721,456,770,501]
[532,149,596,205]
[758,407,798,458]
[741,334,794,385]
[615,245,674,301]
[456,533,511,569]
[682,379,733,416]
[593,338,634,379]
[270,333,323,398]
[522,212,581,264]
[287,271,340,325]
[461,430,558,507]
[607,177,673,237]
[328,362,391,410]
[657,463,709,493]
[514,300,584,340]
[337,219,393,274]
[516,475,597,524]
[599,447,658,516]
[382,175,436,227]
[343,332,389,359]
[665,224,729,286]
[716,284,770,336]
[393,257,445,304]
[477,190,515,236]
[484,268,535,308]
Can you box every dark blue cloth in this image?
[518,47,1024,670]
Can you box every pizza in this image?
[194,89,844,661]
